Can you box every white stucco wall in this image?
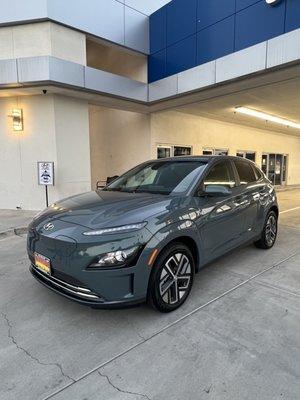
[0,22,86,65]
[151,111,300,185]
[89,106,300,188]
[0,94,91,210]
[89,106,151,188]
[1,101,300,211]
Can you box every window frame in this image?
[157,144,193,159]
[233,159,258,186]
[236,150,256,162]
[203,147,229,156]
[195,159,238,195]
[261,152,288,186]
[251,164,264,182]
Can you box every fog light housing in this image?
[88,246,141,269]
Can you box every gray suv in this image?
[28,156,278,312]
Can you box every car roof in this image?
[148,155,254,164]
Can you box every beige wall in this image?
[151,111,300,185]
[87,39,147,83]
[0,22,86,65]
[89,106,151,188]
[1,101,299,211]
[0,95,91,210]
[88,108,300,187]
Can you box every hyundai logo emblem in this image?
[43,223,54,231]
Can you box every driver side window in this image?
[204,161,236,189]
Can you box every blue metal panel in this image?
[150,6,167,54]
[148,49,167,83]
[196,16,235,65]
[166,0,197,46]
[166,34,197,76]
[197,0,235,30]
[235,0,285,51]
[285,0,300,33]
[236,0,261,12]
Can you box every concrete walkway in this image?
[0,210,37,238]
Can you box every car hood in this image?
[36,191,174,230]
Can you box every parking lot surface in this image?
[0,190,299,400]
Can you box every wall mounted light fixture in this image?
[8,108,24,132]
[235,107,300,130]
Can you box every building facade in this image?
[0,0,300,210]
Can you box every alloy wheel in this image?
[265,214,277,246]
[159,253,192,305]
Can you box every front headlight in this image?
[88,246,141,269]
[83,222,147,236]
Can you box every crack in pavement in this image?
[1,312,75,384]
[41,251,299,400]
[98,370,151,400]
[137,331,147,341]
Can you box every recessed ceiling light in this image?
[235,107,300,130]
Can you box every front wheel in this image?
[147,243,195,313]
[254,210,278,249]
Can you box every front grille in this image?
[31,265,103,302]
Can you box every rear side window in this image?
[253,165,263,180]
[204,161,236,188]
[234,161,256,184]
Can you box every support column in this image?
[0,94,91,210]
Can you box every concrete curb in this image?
[0,226,28,240]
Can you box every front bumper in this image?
[30,264,146,308]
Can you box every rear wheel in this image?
[147,243,195,313]
[254,210,278,249]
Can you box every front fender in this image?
[145,220,203,268]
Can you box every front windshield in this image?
[104,161,207,195]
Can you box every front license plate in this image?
[34,252,51,275]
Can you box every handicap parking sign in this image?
[38,162,54,186]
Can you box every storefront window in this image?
[173,146,192,156]
[157,145,192,159]
[157,147,171,159]
[236,151,256,162]
[203,148,228,156]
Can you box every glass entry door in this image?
[261,153,288,186]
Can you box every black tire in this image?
[254,210,278,249]
[147,242,195,313]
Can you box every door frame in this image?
[261,152,288,186]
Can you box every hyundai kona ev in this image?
[28,156,278,312]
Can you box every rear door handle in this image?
[253,193,260,201]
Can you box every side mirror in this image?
[200,185,232,197]
[106,175,119,184]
